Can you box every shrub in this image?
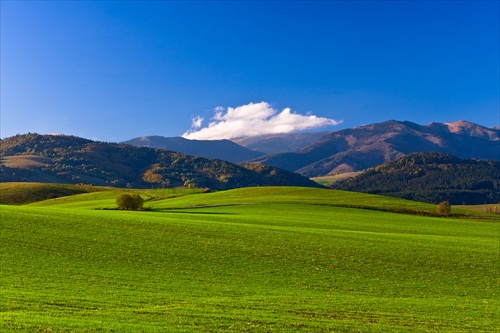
[436,201,451,215]
[116,194,144,210]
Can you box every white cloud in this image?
[182,101,341,140]
[191,116,203,129]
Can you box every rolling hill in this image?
[122,136,264,163]
[251,120,499,177]
[332,152,500,204]
[0,133,321,190]
[2,186,498,332]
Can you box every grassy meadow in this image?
[1,184,499,332]
[311,172,362,186]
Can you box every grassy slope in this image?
[0,155,52,168]
[1,186,499,332]
[0,182,110,205]
[311,172,362,186]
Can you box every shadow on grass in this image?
[98,204,239,215]
[152,210,235,215]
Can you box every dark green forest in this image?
[333,152,499,204]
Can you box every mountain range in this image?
[1,120,498,200]
[0,134,320,190]
[250,120,499,177]
[122,120,499,178]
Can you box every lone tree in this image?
[116,194,144,210]
[436,200,451,215]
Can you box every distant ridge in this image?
[232,132,329,154]
[251,120,499,177]
[122,136,263,163]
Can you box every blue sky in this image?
[1,1,498,142]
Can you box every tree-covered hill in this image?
[332,152,499,204]
[0,133,321,190]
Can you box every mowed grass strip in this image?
[1,187,499,332]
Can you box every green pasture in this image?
[1,185,498,332]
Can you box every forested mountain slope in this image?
[332,152,499,204]
[0,134,321,190]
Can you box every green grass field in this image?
[1,184,498,332]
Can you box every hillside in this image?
[252,120,499,177]
[333,152,500,204]
[0,133,321,190]
[122,136,263,163]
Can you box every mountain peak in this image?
[440,120,499,140]
[444,120,478,132]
